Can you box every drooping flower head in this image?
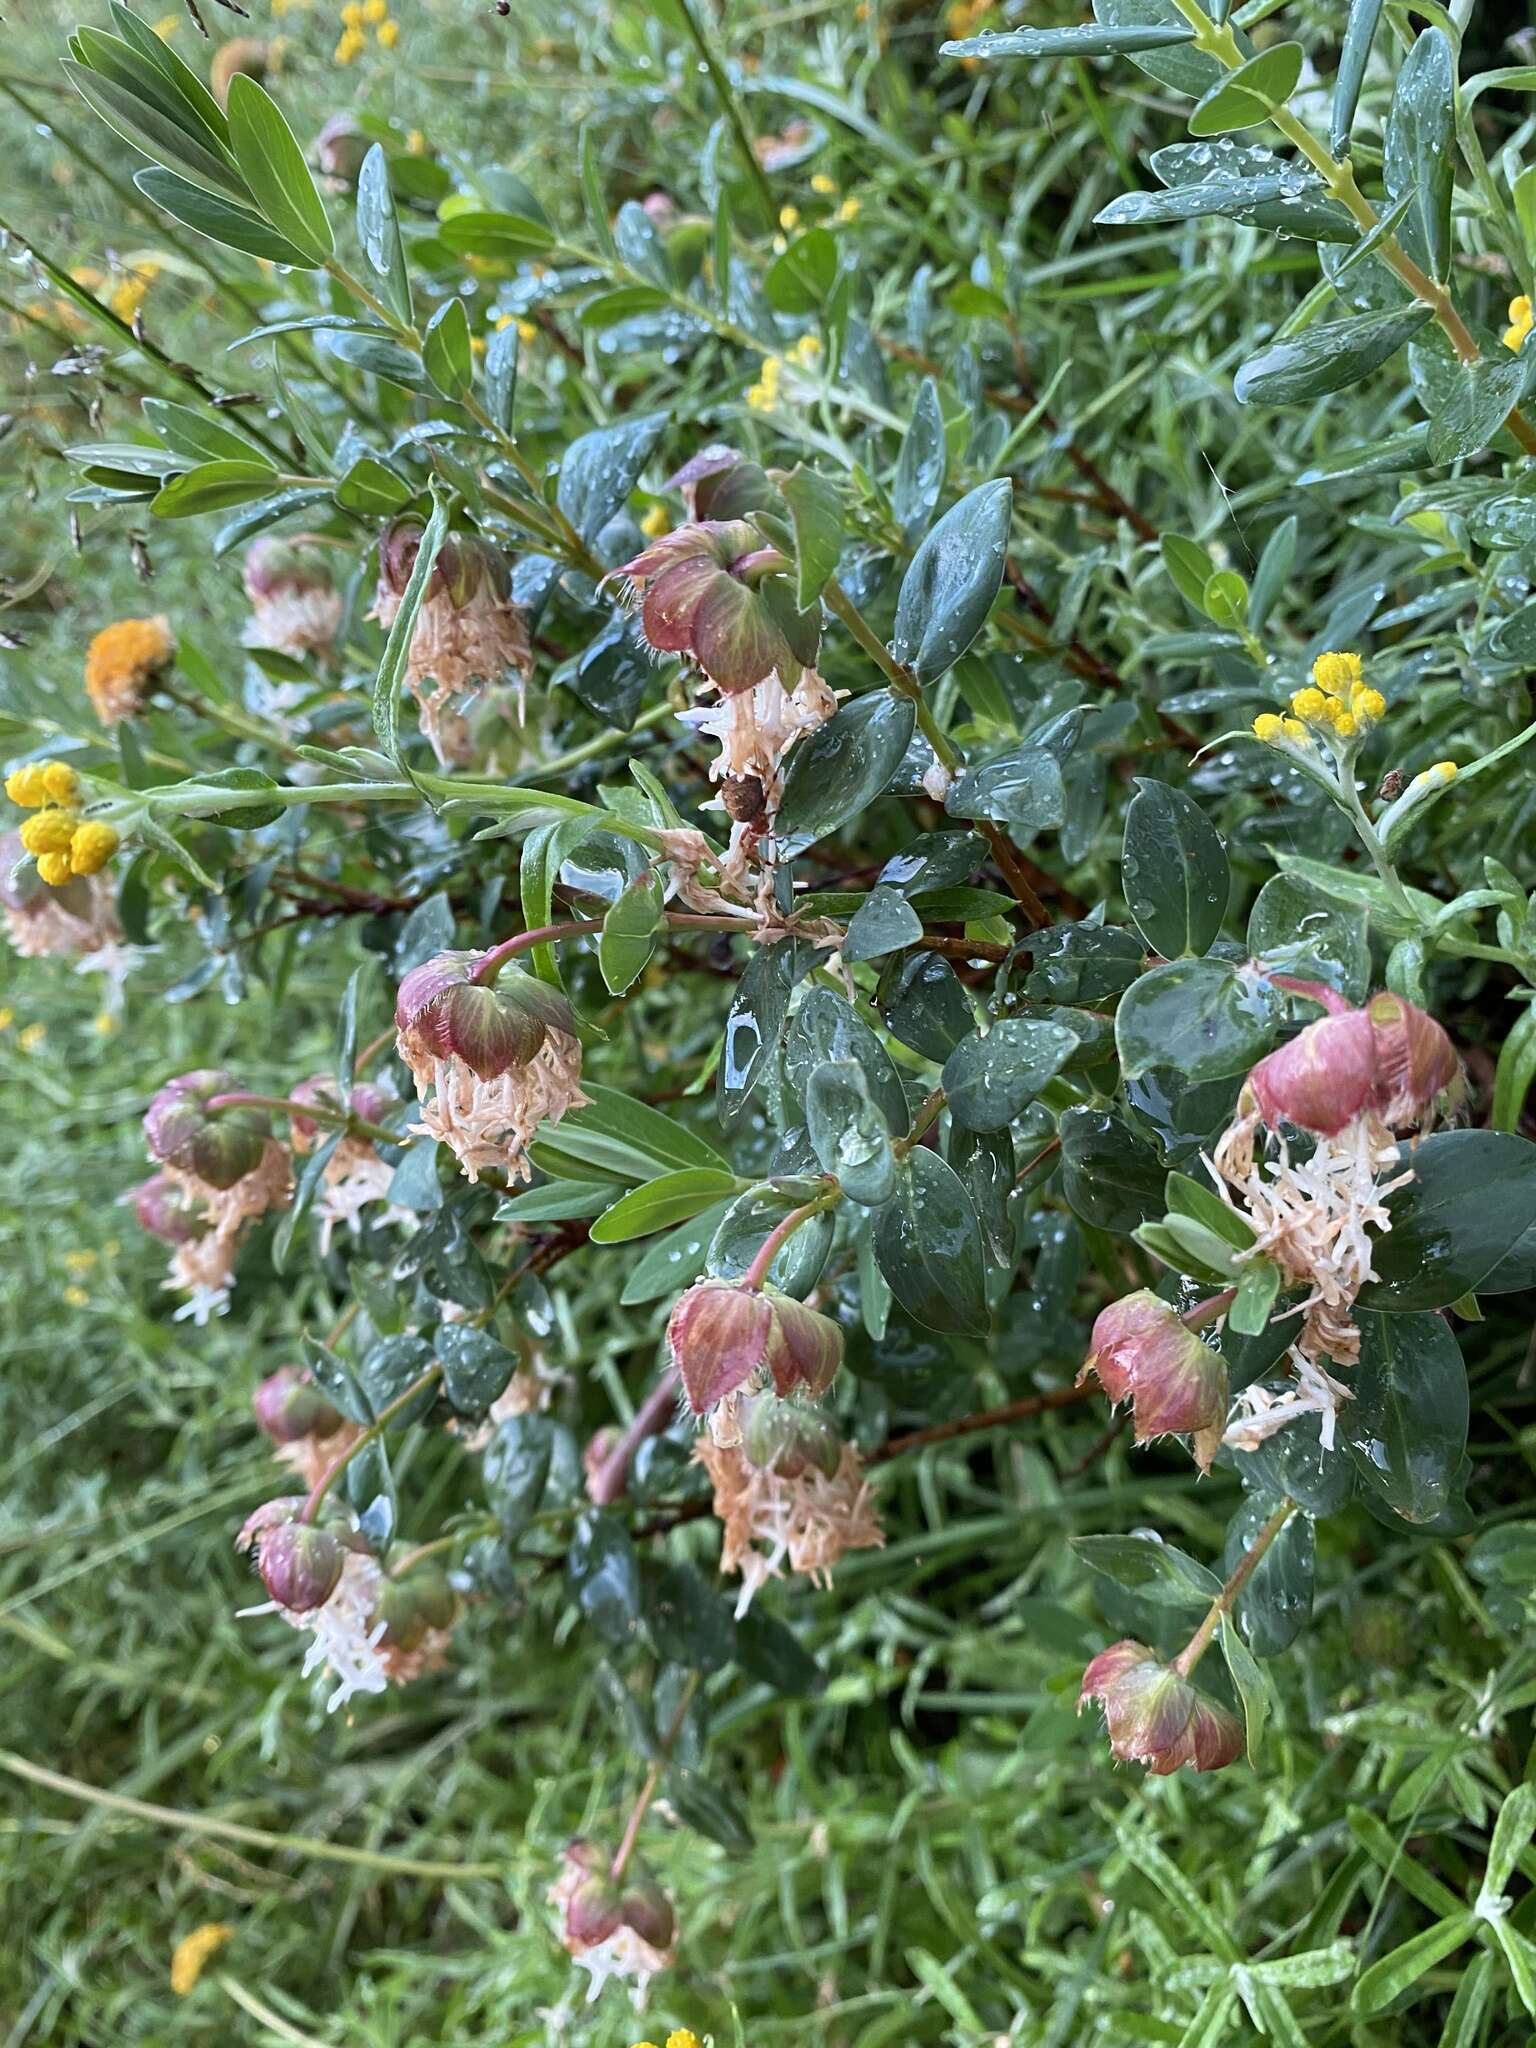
[84,616,175,726]
[369,1566,459,1685]
[664,445,775,523]
[395,951,589,1184]
[1079,1640,1243,1776]
[314,111,370,186]
[242,535,343,660]
[550,1839,676,2001]
[371,521,533,764]
[1078,1290,1227,1473]
[129,1172,209,1247]
[252,1365,360,1488]
[617,520,820,694]
[1244,992,1457,1139]
[666,1275,843,1425]
[144,1070,270,1191]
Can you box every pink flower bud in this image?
[242,535,335,605]
[252,1366,344,1446]
[1079,1639,1243,1776]
[564,1873,623,1948]
[1366,992,1459,1125]
[144,1070,269,1190]
[1078,1291,1227,1472]
[616,519,813,694]
[252,1520,346,1613]
[1247,1008,1377,1137]
[664,444,774,522]
[617,1872,675,1952]
[395,953,577,1082]
[129,1172,208,1245]
[666,1279,844,1416]
[314,112,370,186]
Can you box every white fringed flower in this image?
[370,552,533,767]
[695,1434,884,1615]
[162,1139,293,1321]
[397,1032,589,1185]
[248,1547,391,1713]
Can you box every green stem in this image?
[0,1749,501,1881]
[824,576,960,772]
[742,1183,841,1290]
[893,1087,946,1159]
[205,1091,401,1149]
[302,1365,443,1521]
[1164,0,1536,458]
[672,0,776,219]
[609,1668,703,1884]
[1173,1497,1296,1678]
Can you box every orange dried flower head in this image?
[84,616,175,726]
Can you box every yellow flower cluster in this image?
[630,2033,703,2048]
[6,759,118,887]
[1505,294,1533,354]
[336,0,396,63]
[747,354,783,412]
[1252,650,1384,751]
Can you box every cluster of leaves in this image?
[4,0,1536,2041]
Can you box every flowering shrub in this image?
[6,0,1536,2039]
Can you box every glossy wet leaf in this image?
[356,143,412,325]
[708,1185,834,1298]
[1342,1310,1468,1522]
[589,1167,743,1243]
[134,162,328,262]
[946,744,1065,835]
[1058,1106,1166,1232]
[765,227,837,312]
[718,939,801,1131]
[842,886,922,963]
[437,1326,517,1416]
[775,689,915,856]
[567,1510,646,1646]
[893,377,946,542]
[784,987,910,1136]
[1092,0,1232,96]
[1331,0,1385,152]
[1361,1131,1536,1308]
[1225,1498,1314,1657]
[942,1018,1077,1132]
[873,1148,987,1335]
[1247,872,1369,1001]
[947,20,1194,57]
[781,465,845,607]
[645,1563,738,1673]
[538,1082,729,1181]
[1115,958,1281,1083]
[1384,26,1454,282]
[423,298,475,402]
[1239,1411,1355,1517]
[556,411,668,546]
[1426,351,1536,464]
[1073,1531,1220,1605]
[225,75,333,264]
[805,1059,897,1204]
[876,949,976,1061]
[599,871,665,994]
[1234,305,1433,406]
[1121,777,1229,957]
[891,479,1012,683]
[151,460,280,519]
[1189,42,1303,136]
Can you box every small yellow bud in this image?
[407,128,426,153]
[1331,710,1359,739]
[786,332,821,366]
[69,821,120,875]
[42,761,81,804]
[1289,687,1326,719]
[35,852,73,887]
[666,2034,704,2048]
[363,0,387,18]
[170,1922,235,1996]
[17,1021,45,1050]
[93,1011,119,1036]
[377,18,400,47]
[779,204,800,230]
[1252,713,1287,743]
[837,196,862,223]
[341,1,364,23]
[63,1284,91,1310]
[5,764,49,808]
[1311,650,1363,695]
[0,1007,12,1029]
[640,503,670,538]
[20,810,78,858]
[810,172,837,195]
[1355,687,1386,722]
[334,28,363,60]
[1281,717,1309,741]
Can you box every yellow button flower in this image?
[5,764,49,808]
[43,761,81,804]
[838,196,862,223]
[341,1,364,23]
[1252,713,1287,743]
[1311,650,1363,694]
[1354,686,1386,722]
[1505,294,1533,353]
[810,172,837,195]
[20,809,79,858]
[378,18,400,47]
[1289,687,1326,719]
[35,852,73,888]
[363,0,387,18]
[779,204,800,230]
[747,355,784,410]
[17,1021,46,1050]
[69,821,120,875]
